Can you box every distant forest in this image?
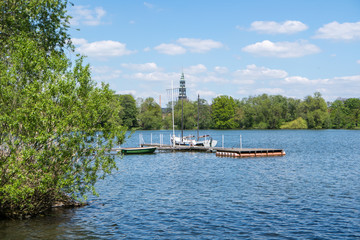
[111,92,360,130]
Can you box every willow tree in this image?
[0,0,126,219]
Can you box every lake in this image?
[1,130,360,239]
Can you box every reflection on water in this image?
[1,130,360,239]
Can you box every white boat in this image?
[170,134,217,147]
[171,135,196,146]
[195,135,217,147]
[170,76,217,148]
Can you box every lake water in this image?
[1,130,360,239]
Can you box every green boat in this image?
[120,147,156,154]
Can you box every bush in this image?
[280,117,308,129]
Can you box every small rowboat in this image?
[120,147,156,154]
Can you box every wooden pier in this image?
[140,143,286,158]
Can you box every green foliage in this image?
[300,92,330,129]
[162,97,211,130]
[329,100,347,128]
[197,98,212,129]
[0,38,126,218]
[0,0,71,52]
[236,94,298,129]
[280,117,308,129]
[329,98,360,128]
[117,94,138,128]
[138,97,162,130]
[118,93,358,131]
[344,98,360,128]
[174,100,196,130]
[0,0,126,219]
[211,96,238,129]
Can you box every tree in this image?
[286,98,302,122]
[117,94,138,128]
[0,0,126,219]
[0,0,71,53]
[344,98,360,128]
[197,98,212,129]
[237,94,288,129]
[211,95,238,129]
[162,98,211,130]
[300,92,330,129]
[329,100,346,128]
[138,97,162,129]
[237,97,256,128]
[174,100,196,130]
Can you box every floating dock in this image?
[140,143,286,158]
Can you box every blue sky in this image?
[69,0,360,106]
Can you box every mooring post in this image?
[222,135,224,148]
[151,133,152,145]
[240,135,242,149]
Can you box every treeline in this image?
[112,92,360,130]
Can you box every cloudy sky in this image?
[69,0,360,106]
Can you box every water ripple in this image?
[1,130,360,239]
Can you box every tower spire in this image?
[178,72,187,100]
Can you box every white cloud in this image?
[233,79,255,85]
[234,64,288,80]
[284,76,310,84]
[154,43,186,55]
[91,66,122,81]
[91,66,113,74]
[255,88,285,95]
[93,71,122,81]
[71,38,88,45]
[357,60,360,64]
[242,40,320,58]
[154,38,223,55]
[196,90,217,98]
[144,2,154,9]
[121,62,160,72]
[117,90,137,96]
[127,72,179,82]
[237,89,248,95]
[73,39,135,58]
[334,75,360,82]
[214,66,228,74]
[283,75,360,101]
[202,75,229,83]
[283,75,360,94]
[250,20,308,34]
[284,76,330,85]
[184,64,207,74]
[70,5,106,26]
[179,72,229,85]
[314,21,360,40]
[177,38,224,53]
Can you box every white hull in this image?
[171,136,217,147]
[196,139,217,147]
